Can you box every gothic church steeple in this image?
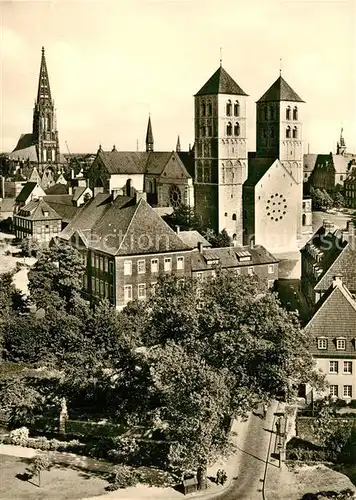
[32,47,60,166]
[146,115,154,152]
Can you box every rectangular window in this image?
[151,282,157,294]
[95,278,99,294]
[91,277,95,293]
[211,269,216,278]
[138,283,146,299]
[109,284,113,298]
[124,285,132,302]
[336,338,346,350]
[91,254,95,268]
[344,361,352,374]
[164,257,172,272]
[124,260,132,276]
[248,267,254,275]
[317,338,327,350]
[99,280,104,296]
[329,385,338,397]
[99,257,103,271]
[151,258,159,273]
[137,260,146,274]
[109,261,114,274]
[177,256,184,270]
[95,255,99,269]
[329,361,338,374]
[268,264,274,274]
[105,282,109,298]
[83,275,88,290]
[196,272,203,280]
[343,385,352,398]
[104,257,108,273]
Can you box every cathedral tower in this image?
[194,65,248,242]
[146,115,154,152]
[32,47,60,167]
[255,74,305,236]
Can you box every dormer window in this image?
[44,211,49,217]
[317,337,327,350]
[336,337,346,350]
[236,250,251,262]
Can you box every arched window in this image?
[293,106,298,120]
[226,100,232,116]
[286,106,291,120]
[269,105,274,120]
[207,102,212,115]
[201,102,206,116]
[286,126,291,138]
[234,101,240,117]
[201,126,206,137]
[292,126,298,139]
[234,123,240,136]
[264,106,268,120]
[226,122,232,136]
[207,124,212,136]
[232,213,237,221]
[270,125,275,139]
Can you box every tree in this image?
[30,454,52,487]
[20,237,40,257]
[333,192,345,209]
[163,205,204,232]
[322,189,334,210]
[0,377,44,427]
[28,244,85,312]
[205,229,232,248]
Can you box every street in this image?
[217,402,278,500]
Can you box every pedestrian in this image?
[275,419,281,435]
[221,470,227,485]
[216,469,221,485]
[262,402,268,419]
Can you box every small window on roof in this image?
[236,250,251,262]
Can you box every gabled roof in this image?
[244,158,276,187]
[257,75,304,103]
[12,133,35,152]
[43,194,72,205]
[15,182,41,203]
[45,183,68,195]
[303,154,318,173]
[43,202,79,224]
[17,198,61,221]
[191,244,278,271]
[72,186,87,202]
[145,152,173,175]
[305,283,356,356]
[96,151,147,174]
[195,66,248,97]
[177,230,212,248]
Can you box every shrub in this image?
[334,398,348,408]
[27,436,51,450]
[348,400,356,409]
[135,467,176,487]
[9,427,29,446]
[110,465,138,488]
[286,447,330,462]
[105,484,120,492]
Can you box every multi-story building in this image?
[193,64,248,242]
[13,198,62,243]
[14,182,46,214]
[191,243,279,288]
[57,192,193,310]
[344,166,356,209]
[304,277,356,402]
[301,220,356,308]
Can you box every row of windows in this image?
[200,123,241,137]
[195,264,275,278]
[318,338,353,350]
[286,126,298,139]
[329,360,353,374]
[123,256,184,276]
[200,100,240,118]
[90,276,113,298]
[124,283,155,302]
[91,254,110,273]
[260,125,298,141]
[260,105,298,121]
[330,385,353,398]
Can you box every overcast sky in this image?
[1,0,355,155]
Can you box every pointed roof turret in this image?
[257,75,304,103]
[36,46,52,104]
[195,66,248,96]
[176,135,181,152]
[146,115,154,152]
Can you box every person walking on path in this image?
[221,470,227,486]
[262,402,268,419]
[216,469,222,485]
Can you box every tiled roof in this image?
[15,182,39,203]
[59,194,191,256]
[17,198,61,221]
[305,283,356,357]
[45,183,68,195]
[303,154,318,173]
[244,158,277,187]
[195,66,248,97]
[12,133,35,152]
[72,186,87,202]
[43,194,72,205]
[257,76,304,103]
[9,144,38,163]
[145,152,173,175]
[97,151,147,174]
[191,245,278,271]
[177,230,212,248]
[332,154,349,174]
[43,202,79,223]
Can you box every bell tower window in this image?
[201,102,206,117]
[286,126,291,139]
[293,126,298,139]
[226,100,232,116]
[293,106,298,120]
[226,122,232,136]
[234,101,240,117]
[207,103,212,115]
[286,106,291,120]
[234,123,240,136]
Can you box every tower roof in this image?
[36,46,52,103]
[146,116,154,145]
[195,66,248,97]
[257,75,304,103]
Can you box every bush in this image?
[27,436,51,450]
[135,467,176,487]
[286,447,330,462]
[9,427,29,446]
[110,465,138,488]
[348,400,356,409]
[105,484,120,492]
[334,398,348,408]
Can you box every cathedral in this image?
[9,47,61,173]
[194,64,304,253]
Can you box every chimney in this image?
[176,225,180,234]
[197,241,203,253]
[342,220,355,244]
[71,168,75,180]
[332,275,343,288]
[68,185,73,196]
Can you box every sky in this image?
[1,0,356,155]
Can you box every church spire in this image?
[337,127,346,155]
[146,115,154,152]
[36,46,52,104]
[176,135,181,152]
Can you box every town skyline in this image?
[1,0,355,154]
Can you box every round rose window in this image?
[169,185,182,208]
[265,193,287,221]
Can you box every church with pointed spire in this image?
[9,47,61,176]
